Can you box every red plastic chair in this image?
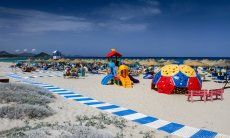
[209,88,224,101]
[187,89,208,102]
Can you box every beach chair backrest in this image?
[188,89,207,96]
[209,89,224,94]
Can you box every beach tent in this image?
[152,64,202,94]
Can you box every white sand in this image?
[1,62,230,136]
[0,62,173,138]
[0,92,170,138]
[33,75,230,135]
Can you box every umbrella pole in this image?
[223,78,228,89]
[223,70,229,89]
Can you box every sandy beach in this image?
[34,73,230,135]
[1,61,230,137]
[0,62,176,137]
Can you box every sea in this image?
[0,57,230,64]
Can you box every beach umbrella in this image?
[79,59,86,63]
[139,60,148,66]
[71,59,82,63]
[139,59,158,66]
[123,59,134,65]
[184,59,207,67]
[66,58,71,62]
[57,58,68,63]
[134,61,140,66]
[147,59,159,66]
[34,59,43,63]
[83,59,93,63]
[158,58,166,63]
[152,64,202,94]
[213,60,230,67]
[162,60,174,65]
[100,59,107,64]
[47,58,55,63]
[200,59,215,67]
[138,60,145,66]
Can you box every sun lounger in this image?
[209,88,224,101]
[187,90,208,102]
[187,89,224,102]
[214,80,229,83]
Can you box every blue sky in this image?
[0,0,230,57]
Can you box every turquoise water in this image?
[0,57,27,62]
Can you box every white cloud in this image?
[0,1,161,33]
[97,0,161,21]
[15,49,20,53]
[101,22,147,32]
[115,24,147,32]
[0,7,93,33]
[31,49,36,52]
[141,0,159,6]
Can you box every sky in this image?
[0,0,230,57]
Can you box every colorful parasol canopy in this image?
[106,49,122,58]
[153,64,202,94]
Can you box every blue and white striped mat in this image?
[8,73,228,138]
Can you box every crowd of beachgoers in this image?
[10,58,230,82]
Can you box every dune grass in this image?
[0,83,55,119]
[0,121,114,138]
[76,113,127,130]
[0,104,54,119]
[0,113,127,138]
[0,83,54,105]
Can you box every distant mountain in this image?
[34,52,51,59]
[17,52,35,57]
[0,51,17,57]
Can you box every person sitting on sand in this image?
[79,64,85,77]
[71,67,78,78]
[64,67,71,77]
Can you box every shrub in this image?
[0,104,54,119]
[76,113,127,130]
[0,83,55,105]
